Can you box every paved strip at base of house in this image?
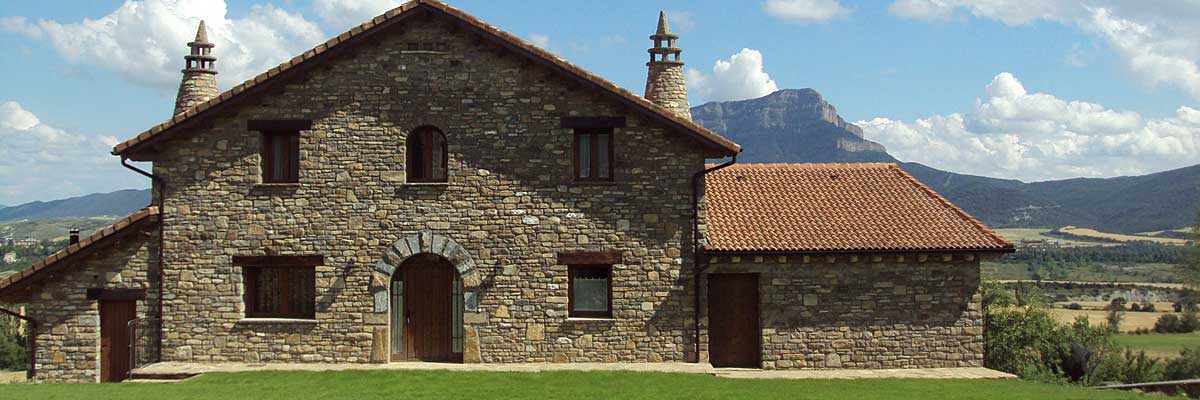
[127,362,1016,381]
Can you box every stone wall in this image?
[152,16,706,364]
[26,228,159,382]
[174,71,218,115]
[644,63,691,120]
[704,253,983,369]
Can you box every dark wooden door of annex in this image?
[708,274,761,368]
[100,300,136,382]
[400,259,454,361]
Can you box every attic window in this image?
[404,42,449,53]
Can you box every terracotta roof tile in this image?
[0,207,160,301]
[705,163,1013,253]
[111,0,741,159]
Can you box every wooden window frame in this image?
[567,264,613,318]
[241,261,317,319]
[261,131,300,183]
[406,126,448,183]
[572,128,614,182]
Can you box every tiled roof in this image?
[112,0,740,159]
[0,207,160,302]
[704,163,1013,253]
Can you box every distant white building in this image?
[1,252,15,264]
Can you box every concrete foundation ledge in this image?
[130,362,1016,381]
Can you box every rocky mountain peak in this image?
[693,89,864,138]
[691,89,886,163]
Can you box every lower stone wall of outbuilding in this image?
[25,229,159,382]
[703,253,984,369]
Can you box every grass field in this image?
[1060,227,1190,245]
[1115,333,1200,359]
[0,370,1158,400]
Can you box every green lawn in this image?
[0,370,1158,399]
[1116,333,1200,358]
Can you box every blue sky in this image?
[0,0,1198,205]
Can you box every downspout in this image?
[690,154,736,362]
[121,156,165,362]
[0,307,37,380]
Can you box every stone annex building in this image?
[0,0,1012,382]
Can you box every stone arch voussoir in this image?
[371,231,478,312]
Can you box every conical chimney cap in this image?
[194,20,209,43]
[656,11,670,35]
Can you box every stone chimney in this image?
[68,228,80,245]
[173,20,218,115]
[644,11,691,120]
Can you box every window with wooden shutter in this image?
[262,131,300,183]
[237,256,320,319]
[406,126,448,182]
[573,128,613,181]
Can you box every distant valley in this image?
[692,89,1200,233]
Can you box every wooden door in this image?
[100,300,136,382]
[401,261,453,361]
[708,274,761,368]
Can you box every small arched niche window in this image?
[406,126,448,183]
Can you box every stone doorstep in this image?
[127,362,1015,381]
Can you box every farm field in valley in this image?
[992,228,1111,246]
[1059,227,1191,245]
[1049,308,1171,333]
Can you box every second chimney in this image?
[69,228,80,245]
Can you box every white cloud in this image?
[887,0,1200,100]
[764,0,852,23]
[1,0,324,92]
[686,48,780,103]
[0,101,146,205]
[664,10,696,31]
[857,72,1200,181]
[0,16,42,38]
[312,0,402,32]
[528,34,552,50]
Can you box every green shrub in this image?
[985,306,1064,378]
[985,308,1120,385]
[982,282,1015,309]
[1114,349,1163,384]
[1155,313,1182,333]
[1105,309,1123,334]
[1165,347,1200,382]
[1182,311,1200,332]
[0,310,25,371]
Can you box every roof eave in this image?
[704,246,1016,256]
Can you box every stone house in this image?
[0,0,1011,382]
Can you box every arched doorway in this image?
[390,253,463,362]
